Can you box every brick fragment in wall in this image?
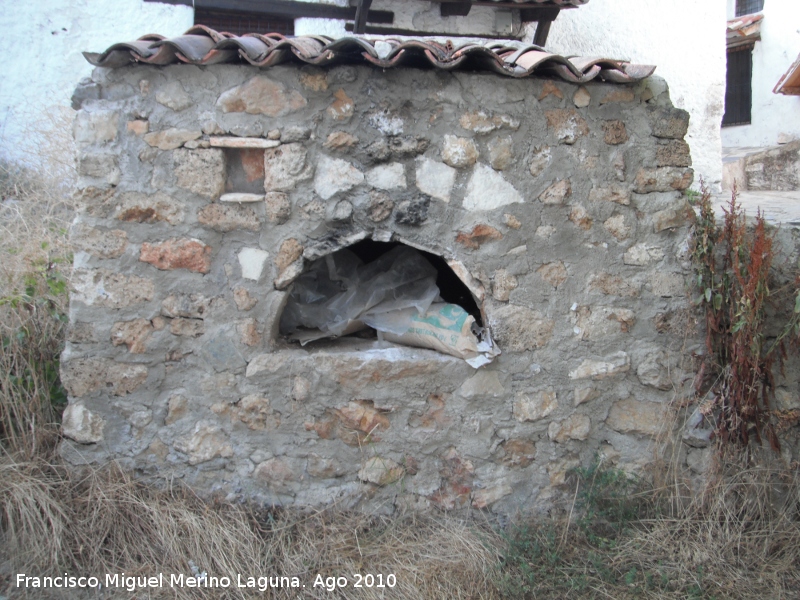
[217,75,307,117]
[71,269,154,308]
[62,403,105,444]
[545,109,588,144]
[327,89,354,121]
[491,304,554,351]
[602,120,628,145]
[71,224,128,259]
[111,319,154,353]
[61,357,148,397]
[456,224,502,249]
[174,149,225,199]
[139,238,212,273]
[197,203,260,232]
[115,192,185,225]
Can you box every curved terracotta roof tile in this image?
[83,29,655,84]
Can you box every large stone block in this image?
[415,157,456,203]
[174,149,225,199]
[569,352,630,380]
[71,224,128,259]
[73,110,118,146]
[115,192,185,225]
[545,109,588,144]
[140,238,212,273]
[606,398,670,436]
[548,414,591,442]
[649,107,690,139]
[463,164,523,211]
[174,422,233,465]
[634,167,693,193]
[61,358,148,397]
[217,75,307,117]
[62,403,105,444]
[514,390,557,422]
[441,135,479,168]
[264,143,313,192]
[71,269,154,308]
[198,203,260,232]
[314,155,363,200]
[491,304,554,352]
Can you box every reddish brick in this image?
[139,238,212,273]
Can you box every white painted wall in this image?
[540,1,726,188]
[0,0,193,167]
[722,0,800,147]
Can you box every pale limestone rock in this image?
[574,306,636,340]
[537,261,567,288]
[217,76,306,117]
[324,131,358,151]
[274,238,303,272]
[459,371,505,398]
[539,179,571,204]
[648,272,684,297]
[548,414,591,442]
[492,304,554,351]
[71,269,154,308]
[545,109,588,144]
[514,390,557,422]
[73,110,118,146]
[110,319,153,354]
[264,192,291,223]
[264,143,313,192]
[78,153,120,185]
[174,422,233,465]
[548,456,581,486]
[498,439,537,468]
[606,398,669,436]
[165,394,188,425]
[220,193,264,203]
[569,205,593,230]
[307,455,345,478]
[238,248,269,281]
[174,149,225,199]
[62,403,105,444]
[209,137,279,149]
[129,410,152,430]
[573,387,598,407]
[61,358,148,397]
[492,269,518,302]
[161,293,216,319]
[254,458,295,491]
[623,243,665,266]
[313,155,364,200]
[415,157,456,203]
[573,87,591,108]
[71,224,127,259]
[488,136,514,170]
[569,352,630,380]
[529,146,551,177]
[127,120,148,136]
[155,81,192,111]
[326,88,354,121]
[115,192,185,225]
[327,199,353,222]
[504,214,521,229]
[634,167,693,193]
[299,68,328,91]
[143,128,201,150]
[198,203,260,232]
[589,185,631,205]
[463,163,523,211]
[652,202,692,231]
[358,457,405,486]
[603,214,632,241]
[274,260,304,290]
[233,287,257,311]
[292,376,311,402]
[637,350,672,390]
[367,190,394,221]
[441,135,479,168]
[366,163,406,190]
[170,318,204,337]
[459,110,520,134]
[472,484,513,509]
[236,318,261,347]
[536,225,556,238]
[588,273,640,297]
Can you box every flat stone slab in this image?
[712,190,800,226]
[220,193,264,203]
[209,136,280,149]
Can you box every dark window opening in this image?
[279,240,483,347]
[194,8,294,36]
[723,45,753,127]
[347,240,482,326]
[736,0,764,17]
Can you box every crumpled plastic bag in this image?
[279,245,500,367]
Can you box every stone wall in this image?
[63,61,699,514]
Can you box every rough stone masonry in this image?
[63,60,701,514]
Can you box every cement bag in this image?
[382,303,480,359]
